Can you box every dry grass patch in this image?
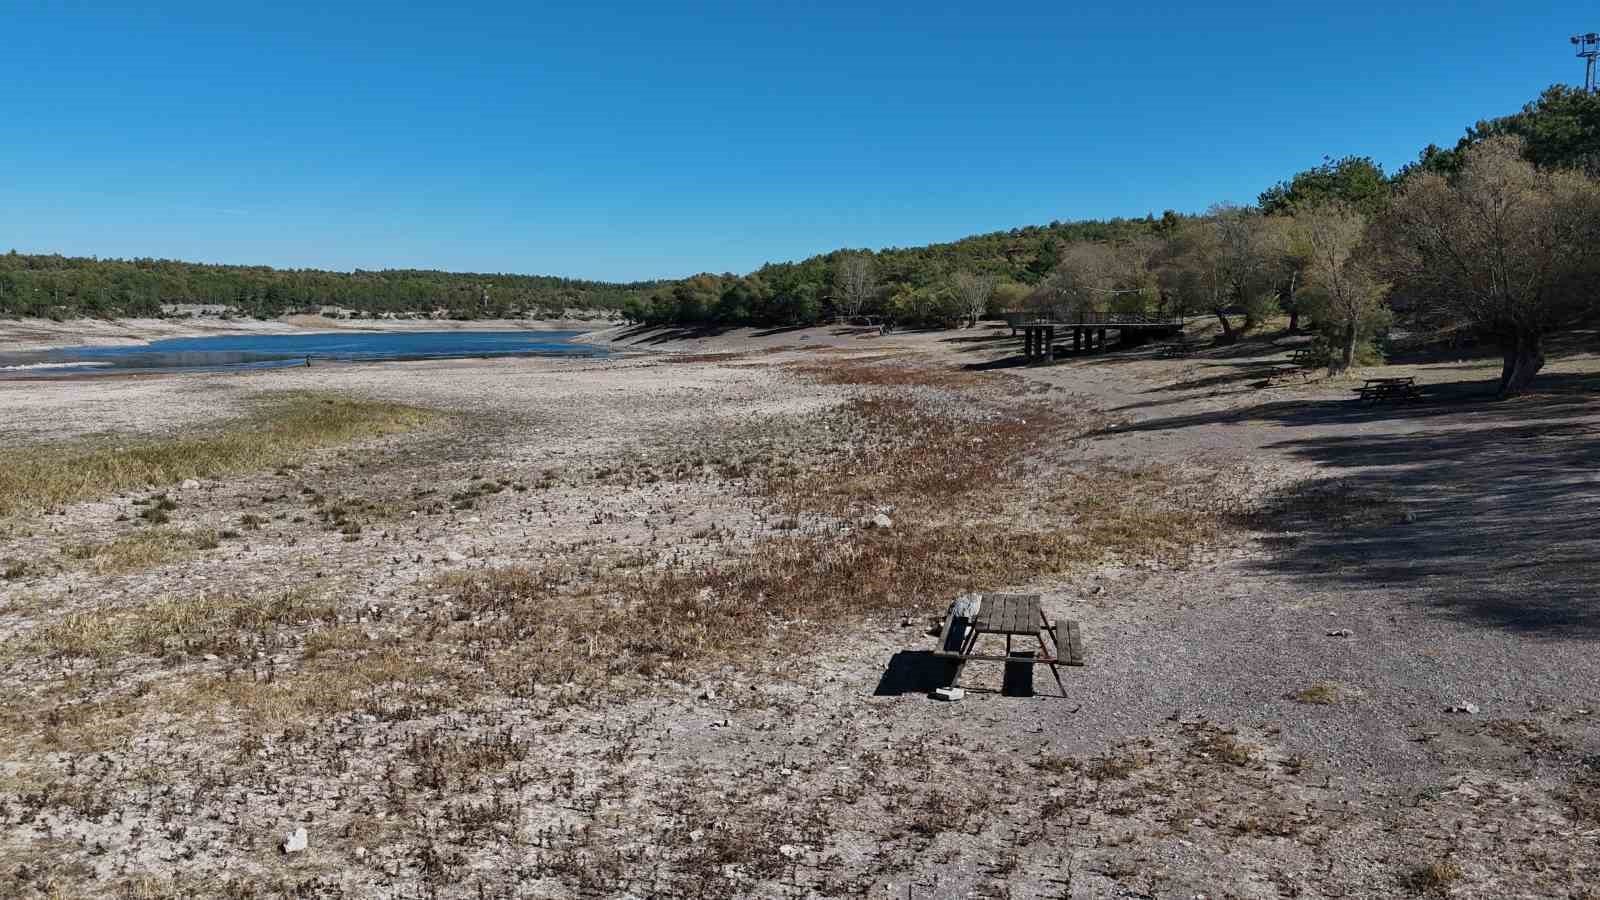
[1407,858,1464,895]
[25,588,336,662]
[183,649,457,729]
[430,388,1235,690]
[0,392,439,517]
[1292,680,1348,705]
[59,528,221,575]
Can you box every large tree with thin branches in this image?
[831,253,877,320]
[1291,201,1390,374]
[1377,136,1600,396]
[951,271,997,328]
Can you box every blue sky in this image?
[0,2,1587,280]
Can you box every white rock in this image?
[1446,703,1480,715]
[181,479,201,490]
[870,513,893,529]
[933,686,965,702]
[688,829,705,843]
[779,844,801,859]
[354,846,367,860]
[949,593,982,619]
[282,827,308,854]
[444,550,467,563]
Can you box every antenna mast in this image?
[1572,33,1600,92]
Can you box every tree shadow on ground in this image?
[1155,370,1600,636]
[939,331,1015,346]
[1151,361,1301,394]
[751,324,813,338]
[1100,372,1599,436]
[608,324,732,346]
[1248,418,1600,635]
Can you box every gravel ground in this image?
[0,321,1597,898]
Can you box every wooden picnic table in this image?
[931,593,1083,697]
[1356,376,1420,404]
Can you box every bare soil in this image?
[1,320,1597,899]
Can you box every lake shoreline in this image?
[0,314,620,352]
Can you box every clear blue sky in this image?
[0,2,1587,281]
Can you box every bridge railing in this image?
[1003,309,1183,327]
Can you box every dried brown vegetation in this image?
[0,392,438,517]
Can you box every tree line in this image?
[627,85,1600,397]
[9,85,1600,395]
[0,254,664,321]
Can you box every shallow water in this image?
[0,330,607,376]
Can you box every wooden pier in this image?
[1011,312,1184,361]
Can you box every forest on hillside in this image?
[7,84,1600,389]
[0,256,663,321]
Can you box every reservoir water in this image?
[0,329,608,377]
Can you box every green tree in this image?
[1378,136,1600,396]
[1290,202,1390,374]
[1259,156,1390,216]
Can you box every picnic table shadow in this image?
[874,650,1045,698]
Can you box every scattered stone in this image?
[933,686,965,702]
[353,846,367,860]
[688,829,705,843]
[900,617,914,628]
[1326,628,1354,637]
[181,479,201,490]
[870,512,893,529]
[779,844,801,859]
[444,550,467,563]
[282,827,308,854]
[1446,703,1480,715]
[710,718,731,728]
[699,684,717,701]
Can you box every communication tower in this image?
[1572,33,1600,92]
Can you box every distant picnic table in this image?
[1356,376,1420,404]
[931,593,1083,697]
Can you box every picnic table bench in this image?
[1356,376,1420,404]
[931,593,1083,698]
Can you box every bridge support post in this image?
[1098,327,1107,351]
[1073,328,1082,352]
[1045,326,1055,361]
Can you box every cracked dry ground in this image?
[1,348,1598,899]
